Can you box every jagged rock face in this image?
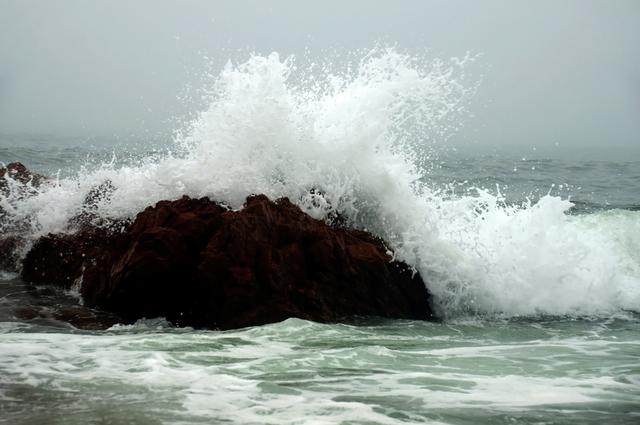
[0,162,46,194]
[1,161,46,218]
[20,195,433,330]
[21,228,115,287]
[1,162,48,270]
[0,236,23,272]
[68,180,120,231]
[81,196,228,326]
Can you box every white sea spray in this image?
[1,48,638,318]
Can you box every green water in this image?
[1,307,638,425]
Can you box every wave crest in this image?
[1,48,638,317]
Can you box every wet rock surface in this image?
[0,236,23,273]
[0,162,46,195]
[10,187,432,330]
[1,162,48,272]
[68,179,119,231]
[21,227,117,288]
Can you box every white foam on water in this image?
[1,320,638,424]
[1,48,639,318]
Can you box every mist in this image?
[0,0,638,158]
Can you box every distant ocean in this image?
[1,50,639,424]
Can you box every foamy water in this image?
[0,316,638,425]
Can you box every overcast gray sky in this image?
[0,0,638,157]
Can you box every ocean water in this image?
[1,49,639,424]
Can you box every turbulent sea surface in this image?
[1,50,639,424]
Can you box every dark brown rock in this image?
[21,227,116,287]
[81,196,229,325]
[0,163,48,239]
[22,194,433,329]
[68,180,119,231]
[0,162,46,195]
[13,305,121,330]
[0,235,24,272]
